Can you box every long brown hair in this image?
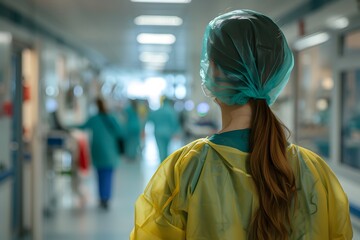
[248,99,296,240]
[96,97,107,114]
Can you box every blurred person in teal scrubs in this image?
[75,97,124,209]
[147,97,180,162]
[124,99,142,161]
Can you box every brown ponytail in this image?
[96,97,107,114]
[248,99,296,240]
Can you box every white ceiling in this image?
[1,0,358,77]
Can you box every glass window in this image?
[341,69,360,169]
[343,29,360,56]
[296,45,333,159]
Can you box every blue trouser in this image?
[96,168,114,201]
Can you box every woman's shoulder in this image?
[144,138,209,191]
[159,138,210,172]
[287,144,327,166]
[287,144,336,184]
[165,138,209,161]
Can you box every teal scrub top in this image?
[125,105,141,135]
[209,128,250,152]
[79,113,124,169]
[148,103,180,138]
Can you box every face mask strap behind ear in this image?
[201,83,212,97]
[201,83,217,103]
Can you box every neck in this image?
[218,102,252,133]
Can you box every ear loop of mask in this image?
[201,83,217,102]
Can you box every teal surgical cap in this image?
[200,9,294,106]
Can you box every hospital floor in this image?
[43,133,360,240]
[42,159,152,240]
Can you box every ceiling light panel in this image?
[135,15,183,26]
[327,16,349,29]
[139,52,169,63]
[131,0,191,3]
[137,33,176,44]
[293,32,330,51]
[0,32,12,44]
[138,45,172,52]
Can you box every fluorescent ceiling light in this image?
[139,52,169,63]
[0,32,12,44]
[137,33,176,44]
[143,60,166,66]
[293,32,330,51]
[144,62,166,68]
[143,62,165,71]
[144,65,164,71]
[327,16,349,29]
[138,45,172,52]
[134,15,183,26]
[131,0,191,3]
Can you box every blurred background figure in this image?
[124,99,142,161]
[147,97,181,162]
[137,99,150,150]
[73,97,124,209]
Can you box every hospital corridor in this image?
[1,0,360,239]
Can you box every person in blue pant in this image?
[75,97,124,209]
[124,99,142,161]
[147,97,180,162]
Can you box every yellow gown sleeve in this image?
[315,158,353,239]
[302,148,353,240]
[130,149,187,240]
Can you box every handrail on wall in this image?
[350,203,360,219]
[0,169,13,183]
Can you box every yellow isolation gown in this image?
[130,137,353,239]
